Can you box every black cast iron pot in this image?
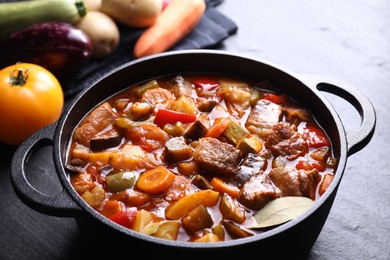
[10,50,376,259]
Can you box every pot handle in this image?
[10,123,82,217]
[299,74,376,157]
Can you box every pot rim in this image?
[53,49,348,249]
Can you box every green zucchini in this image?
[0,0,87,39]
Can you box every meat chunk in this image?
[245,99,282,139]
[237,172,281,210]
[268,167,320,200]
[265,123,308,160]
[235,152,268,185]
[110,189,151,207]
[70,171,95,195]
[141,87,174,106]
[73,102,118,147]
[166,75,194,97]
[193,137,242,175]
[125,123,169,151]
[282,105,312,125]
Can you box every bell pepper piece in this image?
[110,207,138,229]
[154,108,196,128]
[303,124,330,147]
[263,93,288,104]
[192,76,220,91]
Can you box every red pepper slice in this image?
[296,160,326,171]
[109,207,137,229]
[303,124,330,148]
[192,77,220,91]
[154,108,196,128]
[263,93,288,104]
[296,160,313,171]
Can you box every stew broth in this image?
[66,74,337,242]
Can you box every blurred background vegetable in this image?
[84,0,101,11]
[133,0,206,58]
[0,63,64,145]
[76,11,120,58]
[0,0,87,40]
[0,22,93,78]
[100,0,162,28]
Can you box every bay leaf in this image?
[250,196,315,229]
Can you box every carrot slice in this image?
[210,177,240,199]
[99,200,123,218]
[319,173,334,195]
[136,166,175,195]
[205,117,229,138]
[133,0,206,58]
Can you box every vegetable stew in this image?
[66,74,337,242]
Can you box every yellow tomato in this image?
[0,63,64,145]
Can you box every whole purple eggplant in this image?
[0,22,93,78]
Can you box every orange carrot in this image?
[136,166,175,194]
[210,177,240,199]
[205,117,230,138]
[319,173,334,196]
[99,200,123,218]
[133,0,206,58]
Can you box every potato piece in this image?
[194,233,221,242]
[165,190,219,220]
[212,223,225,241]
[143,221,180,240]
[223,117,249,145]
[177,161,199,176]
[236,134,263,154]
[88,151,113,166]
[163,122,184,137]
[101,0,162,28]
[169,96,197,115]
[81,186,105,208]
[133,209,160,232]
[76,11,120,58]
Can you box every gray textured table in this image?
[217,1,390,259]
[0,0,389,259]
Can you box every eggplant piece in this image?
[183,113,210,140]
[90,129,122,152]
[219,194,246,224]
[181,204,213,235]
[163,136,193,163]
[0,22,92,78]
[191,174,212,190]
[222,220,254,239]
